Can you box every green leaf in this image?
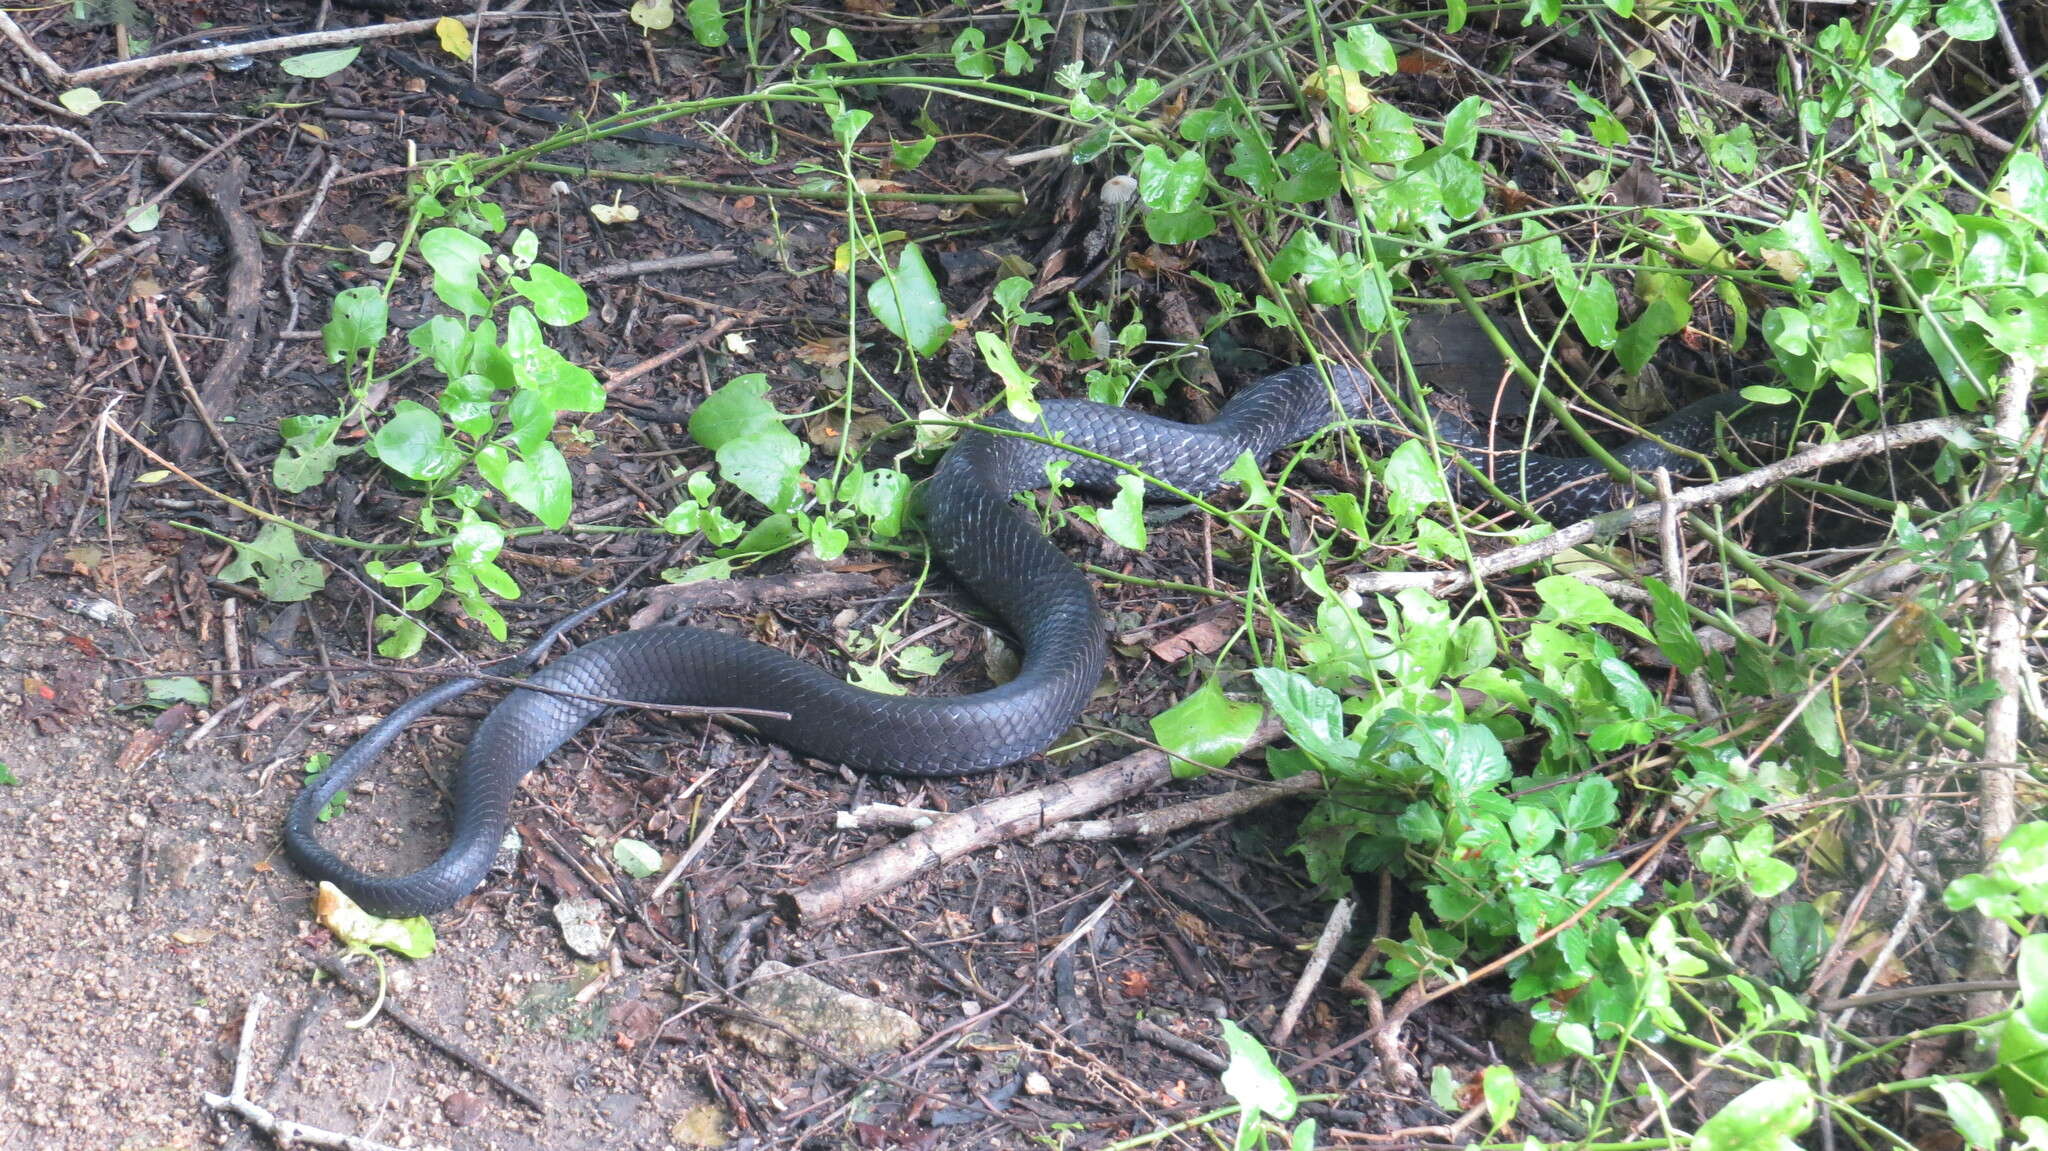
[683,0,726,46]
[316,882,436,958]
[1144,208,1217,245]
[370,401,464,483]
[1077,473,1148,550]
[322,286,388,362]
[831,108,873,148]
[407,313,471,377]
[144,677,211,708]
[219,523,328,603]
[2001,1013,2048,1121]
[719,431,805,514]
[503,306,604,411]
[1480,1066,1520,1133]
[280,47,360,79]
[1767,903,1824,982]
[57,87,106,116]
[1218,1020,1296,1120]
[438,374,498,439]
[851,467,911,537]
[509,263,589,326]
[1937,0,1998,41]
[975,331,1041,422]
[1382,439,1453,520]
[689,374,780,448]
[1149,681,1264,779]
[629,0,675,32]
[613,838,664,879]
[274,414,352,493]
[1535,576,1652,641]
[1643,577,1703,674]
[1273,144,1341,202]
[867,243,951,357]
[475,441,575,529]
[0,761,17,786]
[1565,270,1619,349]
[2020,933,2048,1031]
[375,614,428,659]
[419,226,492,318]
[1252,667,1359,770]
[1336,24,1398,75]
[1693,1077,1813,1151]
[892,134,938,169]
[1932,1080,2002,1150]
[1135,145,1208,213]
[894,645,947,678]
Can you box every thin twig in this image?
[298,951,547,1114]
[649,756,771,904]
[202,993,421,1150]
[1273,896,1354,1047]
[62,12,517,86]
[1346,415,1971,598]
[0,122,107,166]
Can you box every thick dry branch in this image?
[782,717,1286,924]
[1347,414,1972,597]
[155,158,263,463]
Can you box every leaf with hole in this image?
[219,523,328,603]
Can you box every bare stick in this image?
[584,251,740,281]
[649,757,771,904]
[298,951,547,1114]
[0,13,68,81]
[63,13,514,86]
[782,717,1285,924]
[202,993,419,1151]
[1273,896,1354,1047]
[1346,415,1971,597]
[629,569,877,629]
[0,122,106,166]
[1032,772,1322,843]
[1965,351,2044,1025]
[835,802,942,831]
[153,155,265,464]
[603,316,738,393]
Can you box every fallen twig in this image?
[584,251,740,281]
[296,951,548,1114]
[782,717,1285,925]
[1031,772,1322,843]
[1965,350,2044,1025]
[61,12,515,86]
[203,992,428,1151]
[1273,896,1354,1047]
[0,121,106,166]
[0,13,69,82]
[649,757,772,904]
[629,569,878,630]
[1346,415,1972,598]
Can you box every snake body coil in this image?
[285,365,1751,916]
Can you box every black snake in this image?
[284,364,1755,916]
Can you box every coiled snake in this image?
[285,364,1754,916]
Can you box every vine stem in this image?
[104,415,646,553]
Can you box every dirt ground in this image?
[0,4,1452,1149]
